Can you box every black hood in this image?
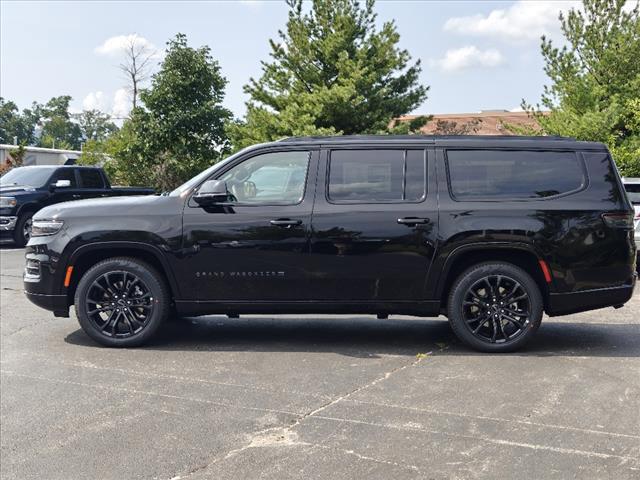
[0,185,38,195]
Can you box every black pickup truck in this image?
[1,165,154,246]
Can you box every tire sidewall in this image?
[13,212,34,247]
[74,258,169,347]
[448,262,543,353]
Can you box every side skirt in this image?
[174,300,441,318]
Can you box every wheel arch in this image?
[17,203,41,217]
[437,244,551,312]
[65,242,180,305]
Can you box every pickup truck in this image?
[1,165,155,246]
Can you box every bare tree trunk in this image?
[119,35,155,114]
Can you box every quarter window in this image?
[218,151,310,205]
[328,149,426,202]
[447,150,584,200]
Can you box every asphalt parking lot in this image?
[1,246,639,479]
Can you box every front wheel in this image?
[74,257,170,347]
[13,212,34,247]
[447,262,543,353]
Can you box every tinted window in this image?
[623,183,640,204]
[79,169,104,188]
[328,149,425,202]
[218,151,309,204]
[51,168,77,188]
[447,150,584,200]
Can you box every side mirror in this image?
[193,180,228,206]
[50,179,71,191]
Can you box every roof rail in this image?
[276,134,576,142]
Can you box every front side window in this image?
[328,149,426,202]
[51,168,78,188]
[218,151,310,205]
[447,150,585,200]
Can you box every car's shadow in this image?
[64,315,640,358]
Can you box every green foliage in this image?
[38,96,83,149]
[9,144,27,166]
[524,0,640,176]
[388,115,432,135]
[75,109,118,142]
[98,34,232,190]
[230,0,428,149]
[0,97,39,145]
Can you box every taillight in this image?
[601,212,634,229]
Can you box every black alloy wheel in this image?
[75,257,169,347]
[85,270,155,338]
[448,262,543,352]
[462,275,530,344]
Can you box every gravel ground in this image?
[1,245,639,479]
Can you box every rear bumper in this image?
[548,275,636,316]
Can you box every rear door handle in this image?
[270,219,302,227]
[397,217,430,225]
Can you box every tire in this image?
[74,257,170,347]
[447,262,543,353]
[13,212,34,247]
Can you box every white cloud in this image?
[94,33,157,56]
[443,1,580,42]
[82,91,106,111]
[111,88,130,118]
[432,46,505,72]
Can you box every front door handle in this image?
[397,217,430,226]
[270,218,302,227]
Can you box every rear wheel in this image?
[74,257,170,347]
[447,262,543,352]
[13,212,34,247]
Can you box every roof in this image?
[276,134,606,150]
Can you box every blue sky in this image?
[0,1,580,119]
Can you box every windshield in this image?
[169,147,254,197]
[624,183,640,204]
[0,167,57,188]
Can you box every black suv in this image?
[24,136,637,352]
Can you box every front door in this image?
[308,147,438,301]
[47,168,81,205]
[181,148,318,301]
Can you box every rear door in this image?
[308,146,438,301]
[77,168,107,199]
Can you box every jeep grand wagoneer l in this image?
[24,136,637,352]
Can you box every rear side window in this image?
[78,169,104,188]
[328,149,426,202]
[447,150,585,200]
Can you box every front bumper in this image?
[0,216,17,231]
[24,291,69,316]
[548,273,637,316]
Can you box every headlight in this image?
[31,219,64,237]
[0,196,17,208]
